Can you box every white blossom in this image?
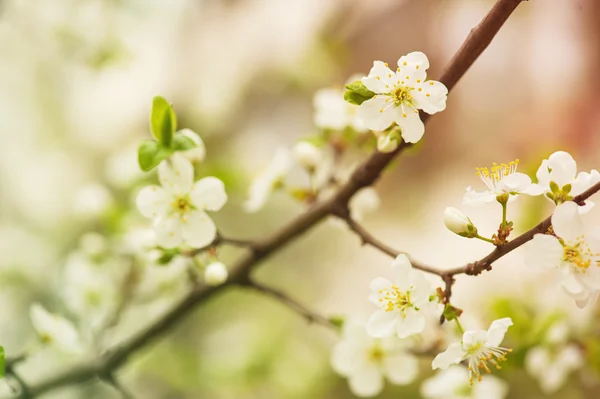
[314,88,367,132]
[359,52,447,143]
[350,188,381,222]
[204,262,228,286]
[524,201,600,308]
[375,130,401,153]
[30,304,83,354]
[367,254,433,339]
[137,153,227,248]
[525,341,583,394]
[529,151,600,211]
[444,207,477,237]
[178,128,206,163]
[463,159,543,205]
[292,141,323,171]
[244,148,291,213]
[331,322,418,397]
[432,318,513,384]
[421,367,508,399]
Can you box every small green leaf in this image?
[172,133,197,151]
[443,303,463,321]
[0,346,5,378]
[328,316,345,329]
[344,81,376,106]
[150,96,177,147]
[138,140,174,172]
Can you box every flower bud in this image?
[293,141,322,170]
[204,262,228,286]
[179,129,206,163]
[444,207,477,237]
[377,131,400,153]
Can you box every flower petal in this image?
[524,234,563,272]
[396,308,425,338]
[463,187,496,206]
[462,330,487,347]
[190,177,227,211]
[552,201,584,242]
[486,317,513,347]
[412,80,448,114]
[180,211,217,248]
[331,340,361,376]
[362,61,396,93]
[358,96,396,131]
[432,342,465,370]
[572,170,600,196]
[391,254,412,290]
[153,215,183,248]
[394,107,424,143]
[497,172,532,193]
[348,364,384,398]
[366,310,396,338]
[397,51,429,81]
[383,353,419,385]
[546,151,577,187]
[408,270,433,306]
[136,185,169,218]
[158,153,194,195]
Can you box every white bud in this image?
[179,129,206,163]
[293,141,322,170]
[444,207,476,237]
[204,262,228,286]
[377,131,400,153]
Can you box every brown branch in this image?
[242,280,338,330]
[17,1,525,397]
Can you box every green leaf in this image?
[344,81,375,105]
[0,346,5,378]
[328,316,345,329]
[150,96,177,147]
[172,133,197,151]
[443,303,463,321]
[138,140,174,172]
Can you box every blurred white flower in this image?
[331,322,418,397]
[79,232,108,257]
[30,303,83,354]
[525,344,583,394]
[244,148,291,212]
[524,201,600,308]
[73,183,114,217]
[359,52,447,143]
[313,88,366,132]
[349,188,380,222]
[137,154,227,248]
[292,141,322,171]
[375,130,400,153]
[444,207,477,237]
[367,255,432,339]
[204,262,228,286]
[136,256,191,301]
[178,128,206,163]
[463,159,542,206]
[432,318,513,384]
[421,367,508,399]
[529,151,600,211]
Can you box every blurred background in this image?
[1,0,600,398]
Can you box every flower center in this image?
[475,159,519,191]
[466,343,512,384]
[171,196,192,216]
[368,344,385,364]
[392,86,413,105]
[378,285,412,315]
[563,236,599,271]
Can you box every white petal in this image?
[463,187,496,206]
[331,340,360,376]
[432,342,466,370]
[572,169,600,196]
[523,234,563,272]
[370,277,393,292]
[486,317,513,347]
[462,330,487,347]
[412,80,448,114]
[397,52,429,81]
[153,215,183,248]
[546,151,577,186]
[383,353,419,385]
[366,310,396,338]
[552,201,584,242]
[396,308,425,338]
[522,183,546,196]
[395,107,424,143]
[179,129,206,163]
[536,159,552,187]
[362,61,396,93]
[558,266,588,301]
[497,172,532,193]
[180,211,217,248]
[473,375,509,399]
[358,96,396,131]
[30,304,82,353]
[348,364,384,398]
[408,270,433,306]
[190,177,227,211]
[136,185,169,218]
[391,255,412,290]
[525,346,549,378]
[314,88,348,130]
[158,153,194,195]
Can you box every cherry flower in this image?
[136,154,227,248]
[529,151,600,210]
[432,318,513,384]
[331,322,418,397]
[30,304,83,354]
[524,201,600,308]
[367,254,433,339]
[463,159,543,205]
[314,88,367,132]
[244,148,291,212]
[421,367,508,399]
[359,52,447,143]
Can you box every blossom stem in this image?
[501,201,508,228]
[454,318,465,334]
[474,234,495,244]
